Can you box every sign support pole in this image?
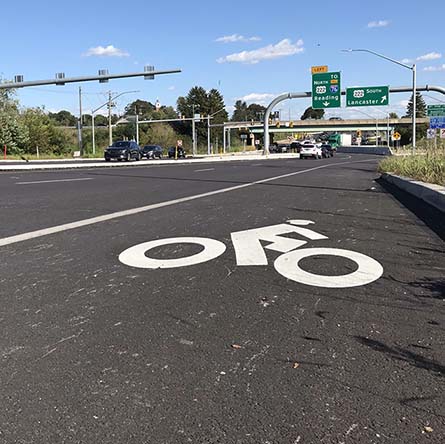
[412,64,417,153]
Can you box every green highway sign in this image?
[312,71,341,109]
[427,104,445,117]
[346,86,389,107]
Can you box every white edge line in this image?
[0,159,375,248]
[16,178,93,185]
[194,168,215,172]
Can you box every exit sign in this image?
[346,86,389,107]
[312,71,341,109]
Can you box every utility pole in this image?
[108,91,113,146]
[412,64,417,151]
[192,104,196,156]
[78,86,83,155]
[207,115,211,155]
[136,114,139,144]
[92,112,96,155]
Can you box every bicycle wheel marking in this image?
[274,247,384,288]
[118,237,226,269]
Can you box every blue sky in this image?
[2,0,445,119]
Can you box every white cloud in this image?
[400,58,413,64]
[83,45,129,57]
[423,64,445,72]
[217,38,304,64]
[417,52,442,61]
[399,100,410,108]
[168,86,176,90]
[367,20,390,28]
[237,93,276,103]
[215,34,261,43]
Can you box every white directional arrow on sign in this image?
[323,102,330,107]
[381,96,387,104]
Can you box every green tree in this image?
[21,108,52,153]
[232,101,266,122]
[22,107,75,155]
[301,107,325,120]
[389,112,399,119]
[124,99,155,118]
[82,114,92,126]
[142,123,179,148]
[405,92,427,118]
[176,86,228,151]
[232,100,248,121]
[247,103,266,121]
[95,115,108,126]
[0,89,29,154]
[49,110,77,126]
[404,93,428,142]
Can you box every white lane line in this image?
[16,178,93,185]
[0,159,376,248]
[194,168,215,172]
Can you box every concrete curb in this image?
[337,146,392,156]
[0,153,300,171]
[381,173,445,213]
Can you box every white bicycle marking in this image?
[118,221,384,288]
[274,247,384,288]
[231,221,327,266]
[118,237,226,269]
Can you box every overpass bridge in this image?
[219,117,429,149]
[223,117,428,133]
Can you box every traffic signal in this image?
[356,130,362,137]
[289,121,294,128]
[276,121,280,128]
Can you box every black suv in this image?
[141,145,163,159]
[168,146,186,159]
[104,141,141,162]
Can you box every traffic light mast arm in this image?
[262,85,445,155]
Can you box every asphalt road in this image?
[0,154,444,443]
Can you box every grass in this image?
[379,142,445,186]
[3,153,75,161]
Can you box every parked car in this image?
[141,145,163,159]
[289,141,302,153]
[276,143,289,153]
[299,144,322,159]
[321,144,334,158]
[168,146,186,159]
[104,141,141,162]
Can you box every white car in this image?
[299,144,322,159]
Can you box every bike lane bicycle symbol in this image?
[118,220,384,288]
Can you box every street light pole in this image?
[78,86,83,155]
[192,104,196,156]
[108,91,113,146]
[207,107,227,155]
[91,90,139,152]
[412,64,417,150]
[207,115,211,155]
[92,112,96,155]
[342,49,416,150]
[136,114,139,145]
